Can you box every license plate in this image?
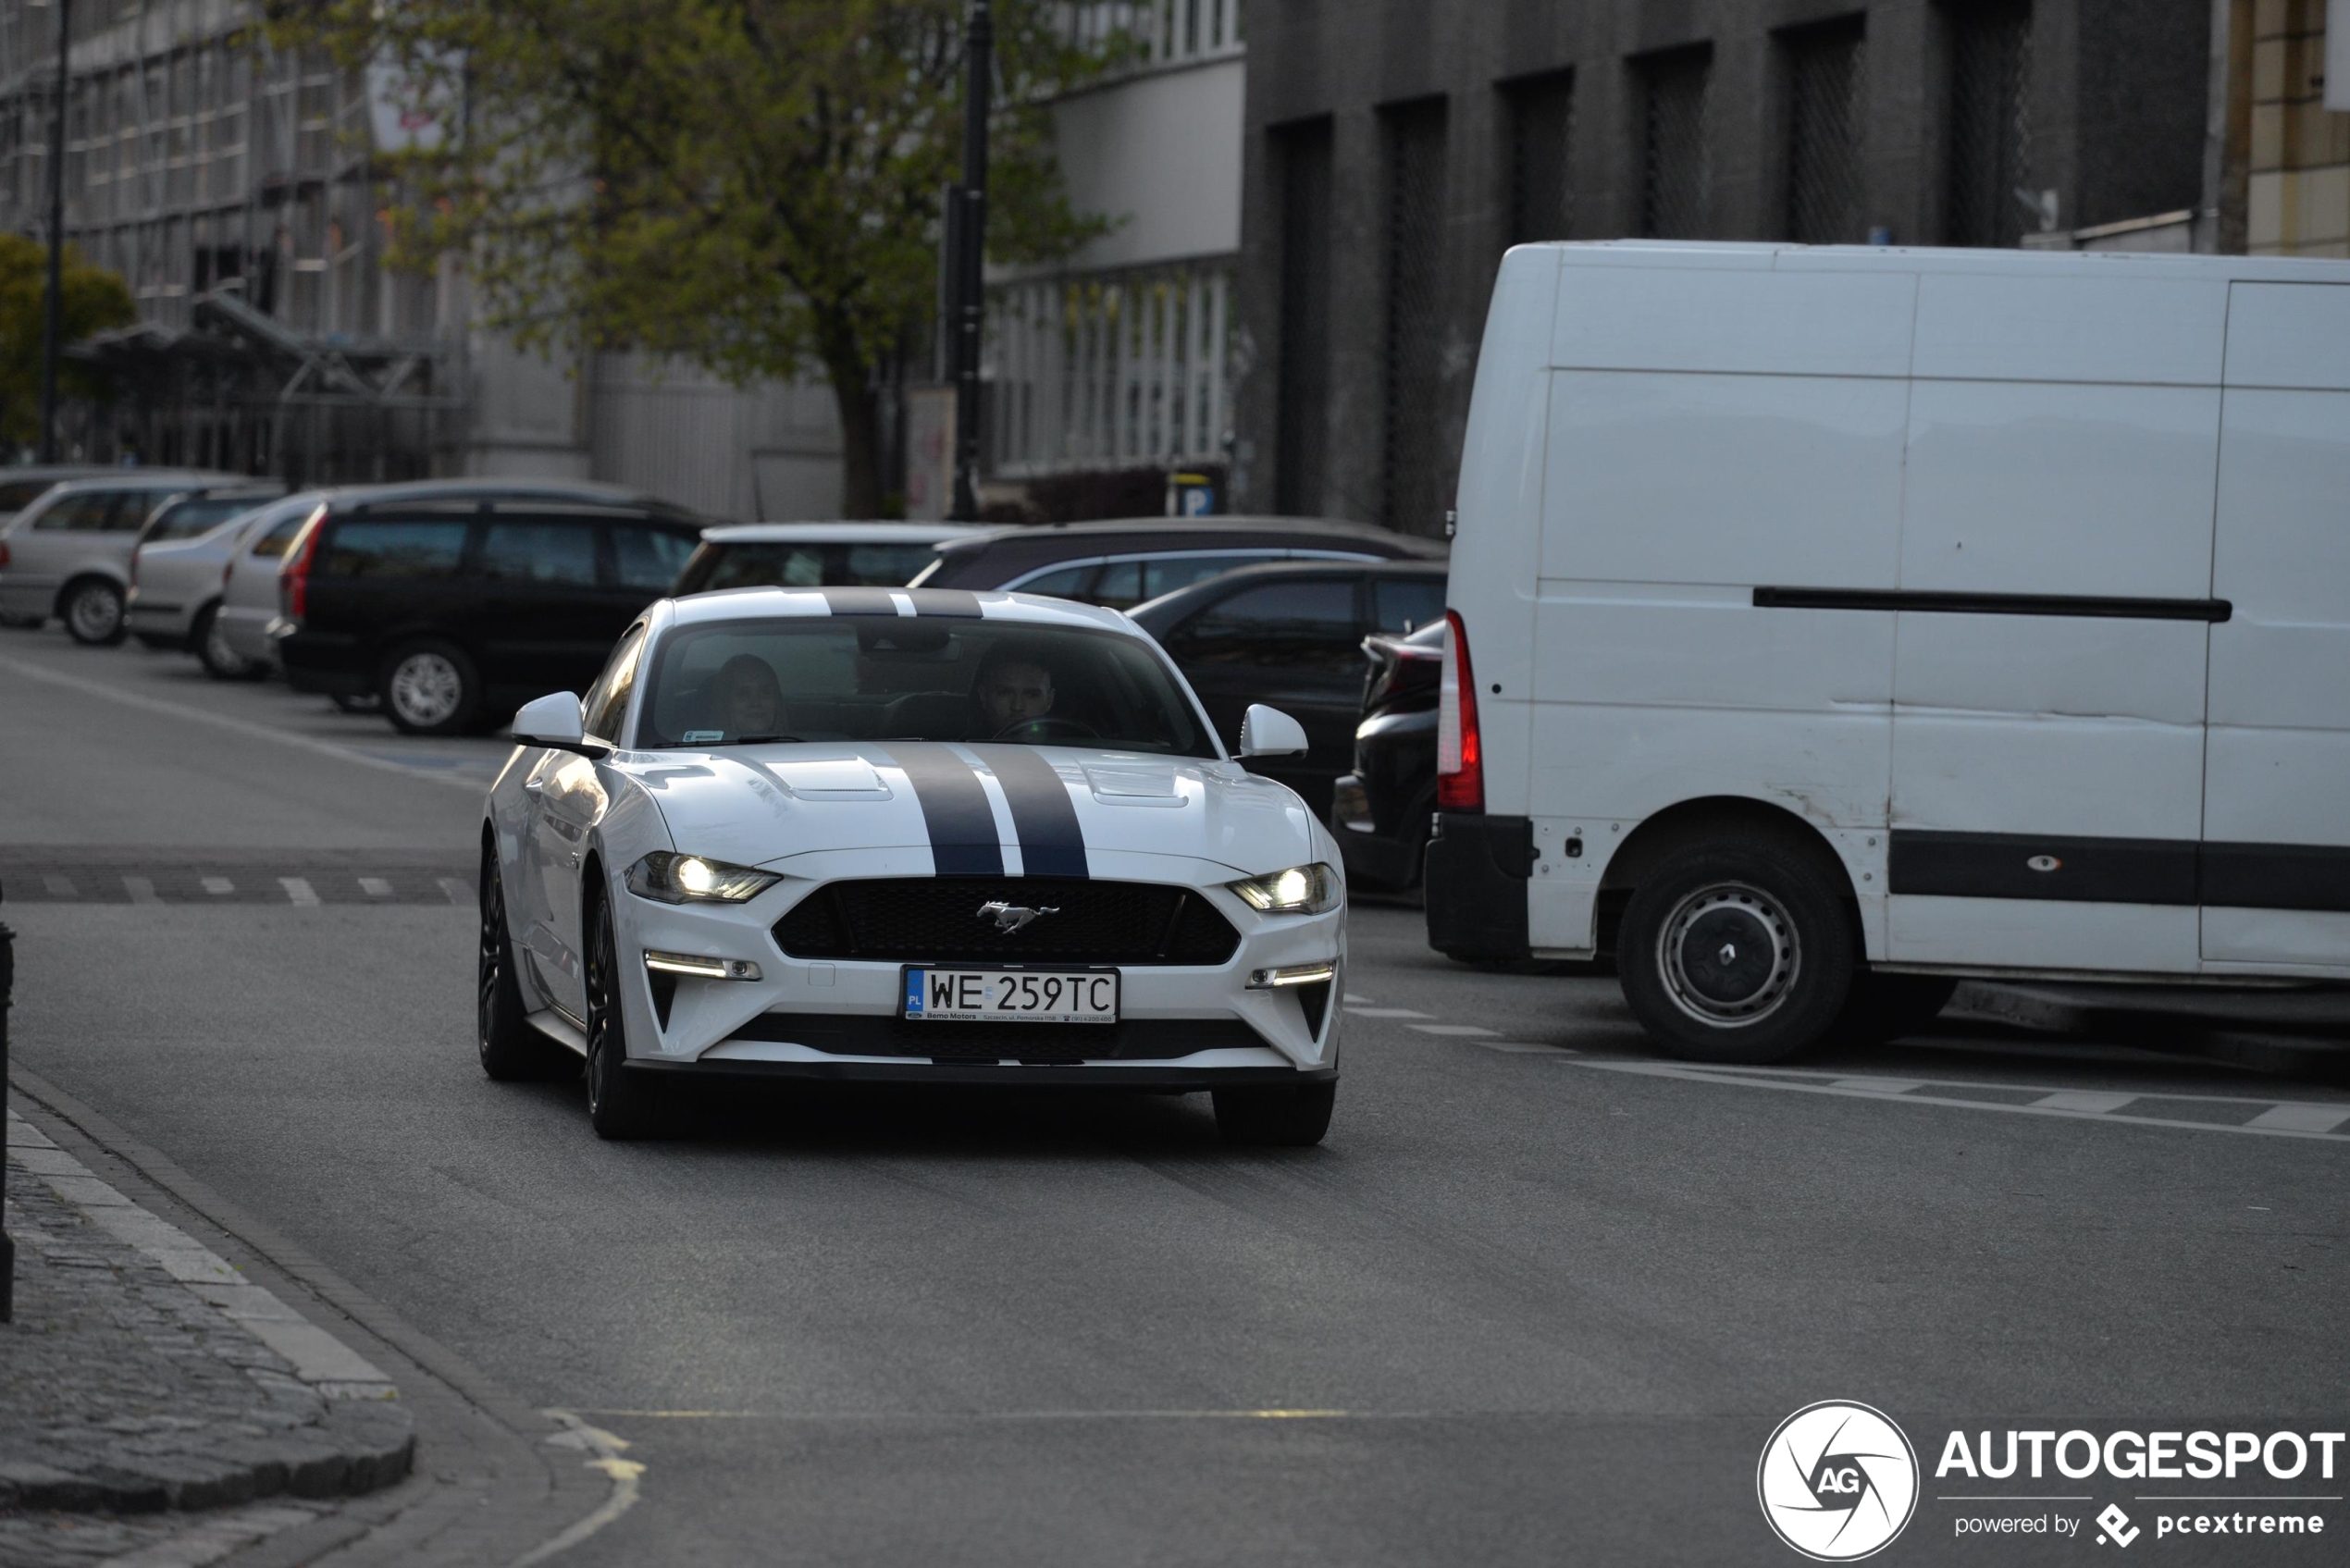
[901,967,1119,1024]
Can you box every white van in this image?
[1431,241,2350,1064]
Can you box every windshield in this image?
[637,617,1216,757]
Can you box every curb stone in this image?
[2,1109,414,1514]
[1948,982,2350,1082]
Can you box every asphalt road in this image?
[4,626,2344,1567]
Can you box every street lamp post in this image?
[947,0,992,523]
[37,0,72,465]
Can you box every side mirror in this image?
[513,692,611,759]
[1238,704,1308,759]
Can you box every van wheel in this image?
[1618,841,1856,1065]
[61,579,128,646]
[380,639,479,735]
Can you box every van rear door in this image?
[2199,283,2350,970]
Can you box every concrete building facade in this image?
[1233,0,2214,536]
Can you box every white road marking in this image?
[1832,1077,1926,1093]
[437,876,470,906]
[513,1412,647,1568]
[1343,992,1374,1004]
[1346,1006,1430,1019]
[358,876,393,898]
[2246,1104,2350,1133]
[1571,1059,2350,1142]
[1477,1042,1578,1055]
[1408,1023,1499,1037]
[201,876,234,895]
[42,873,74,898]
[0,654,483,792]
[278,877,319,907]
[2031,1090,2137,1113]
[122,874,160,905]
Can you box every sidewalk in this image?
[2,1109,413,1566]
[1950,981,2350,1080]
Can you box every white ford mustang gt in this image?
[478,586,1344,1143]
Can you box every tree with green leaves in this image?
[279,1,1112,517]
[0,235,135,453]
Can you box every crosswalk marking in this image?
[2030,1090,2137,1114]
[122,874,160,905]
[202,877,234,895]
[359,877,393,898]
[42,874,73,897]
[278,877,320,907]
[1347,1006,1430,1019]
[1834,1077,1927,1093]
[1476,1042,1578,1055]
[1409,1023,1499,1037]
[437,877,470,906]
[2246,1104,2350,1133]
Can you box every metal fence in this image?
[1379,98,1449,535]
[1505,69,1577,245]
[1639,47,1712,239]
[1945,0,2034,246]
[1273,117,1332,516]
[1784,19,1866,244]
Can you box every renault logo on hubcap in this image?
[978,901,1058,934]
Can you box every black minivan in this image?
[274,481,707,735]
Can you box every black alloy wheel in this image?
[478,848,571,1081]
[584,891,663,1139]
[1212,1080,1337,1147]
[1616,837,1858,1065]
[62,579,128,646]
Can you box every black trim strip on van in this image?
[1889,830,2350,911]
[889,743,1005,876]
[1752,586,2232,623]
[970,745,1090,879]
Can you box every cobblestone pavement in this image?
[1,1110,412,1562]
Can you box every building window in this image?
[1944,0,2033,246]
[1059,0,1243,68]
[1782,18,1866,243]
[1636,45,1712,239]
[1272,117,1333,516]
[984,260,1234,476]
[1503,68,1577,245]
[1379,96,1448,534]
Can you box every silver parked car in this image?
[124,485,290,669]
[0,470,243,644]
[213,492,328,676]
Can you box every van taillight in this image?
[280,511,325,624]
[1436,609,1483,812]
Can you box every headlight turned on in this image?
[625,851,783,905]
[1225,863,1341,915]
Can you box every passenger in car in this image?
[710,653,790,739]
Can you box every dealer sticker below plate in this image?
[902,968,1119,1024]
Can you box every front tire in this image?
[1617,838,1857,1065]
[62,580,128,646]
[583,889,664,1139]
[478,849,572,1081]
[1212,1080,1336,1146]
[195,603,259,680]
[380,639,479,735]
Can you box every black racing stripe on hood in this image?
[819,586,901,616]
[889,743,1005,876]
[970,745,1089,880]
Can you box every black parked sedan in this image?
[1329,618,1445,890]
[911,515,1445,608]
[274,481,708,734]
[1128,559,1447,819]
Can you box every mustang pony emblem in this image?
[977,901,1059,933]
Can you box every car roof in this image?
[40,470,241,493]
[658,585,1143,636]
[319,476,699,515]
[1125,556,1449,623]
[699,522,987,545]
[948,514,1446,553]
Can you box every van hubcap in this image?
[1657,883,1798,1028]
[390,652,462,725]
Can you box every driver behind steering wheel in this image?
[972,643,1058,739]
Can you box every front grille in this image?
[773,878,1241,966]
[725,1013,1268,1065]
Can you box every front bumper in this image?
[634,1056,1336,1089]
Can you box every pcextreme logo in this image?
[1758,1401,1922,1562]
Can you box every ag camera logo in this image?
[1758,1401,1920,1561]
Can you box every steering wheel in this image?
[993,715,1097,743]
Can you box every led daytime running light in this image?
[1247,962,1337,989]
